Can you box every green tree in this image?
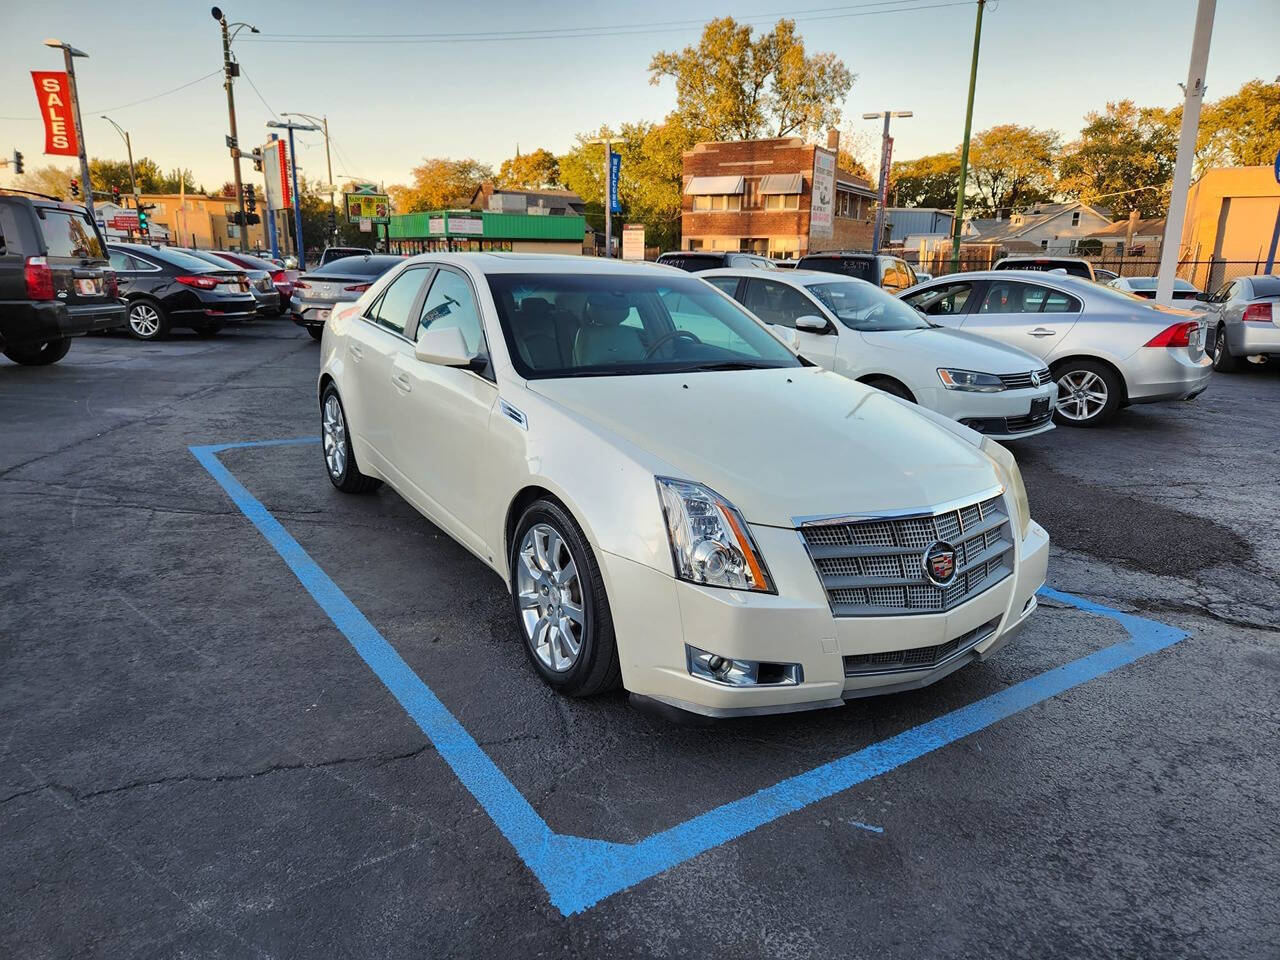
[388,157,493,213]
[649,17,855,141]
[1196,78,1280,169]
[497,148,560,189]
[889,151,962,209]
[966,124,1060,215]
[88,158,134,194]
[15,163,77,200]
[1057,101,1178,218]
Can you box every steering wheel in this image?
[644,329,702,358]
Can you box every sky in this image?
[2,0,1278,194]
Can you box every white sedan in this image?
[699,268,1057,440]
[318,253,1049,719]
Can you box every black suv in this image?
[0,194,125,365]
[656,251,778,272]
[107,242,257,340]
[793,252,918,293]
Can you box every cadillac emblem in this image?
[922,541,958,587]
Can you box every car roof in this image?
[397,251,692,276]
[907,269,1100,290]
[698,267,854,284]
[797,251,876,259]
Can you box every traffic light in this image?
[69,178,79,198]
[111,185,122,205]
[138,204,151,236]
[251,149,263,173]
[11,150,22,175]
[247,213,260,225]
[244,183,256,213]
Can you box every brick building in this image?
[680,131,878,259]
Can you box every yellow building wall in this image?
[1180,167,1280,287]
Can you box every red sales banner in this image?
[31,71,79,157]
[278,139,292,207]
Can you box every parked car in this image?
[656,251,777,272]
[319,246,373,266]
[992,256,1096,281]
[107,242,257,340]
[0,193,125,365]
[913,270,934,284]
[900,271,1212,427]
[317,253,1048,718]
[1093,268,1119,284]
[793,252,918,293]
[201,249,296,313]
[701,269,1056,440]
[179,248,281,316]
[292,254,404,341]
[774,259,798,269]
[1107,275,1204,308]
[1202,275,1280,372]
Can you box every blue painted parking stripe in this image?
[192,438,1189,916]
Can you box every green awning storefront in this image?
[389,209,586,244]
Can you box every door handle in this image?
[1029,327,1057,337]
[348,344,363,361]
[392,372,412,394]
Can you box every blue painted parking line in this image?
[191,437,1189,916]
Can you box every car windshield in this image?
[806,280,931,332]
[487,272,801,379]
[38,208,104,259]
[309,255,403,277]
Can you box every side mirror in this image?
[1194,291,1209,302]
[795,314,831,334]
[415,325,474,367]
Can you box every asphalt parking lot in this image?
[2,320,1278,959]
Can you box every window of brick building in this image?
[742,178,762,209]
[764,194,799,210]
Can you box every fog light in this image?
[686,645,802,687]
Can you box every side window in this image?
[417,268,488,358]
[903,282,972,316]
[108,251,134,271]
[368,268,427,334]
[741,278,819,329]
[979,282,1043,314]
[1223,281,1239,302]
[705,277,740,297]
[1042,289,1081,313]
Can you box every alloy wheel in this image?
[1056,369,1108,423]
[322,394,347,479]
[129,303,161,338]
[516,523,585,672]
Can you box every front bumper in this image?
[1123,347,1213,403]
[926,383,1058,441]
[603,514,1050,718]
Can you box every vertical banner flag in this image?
[608,151,622,214]
[809,148,835,239]
[31,71,78,157]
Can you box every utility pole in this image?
[585,135,614,257]
[212,7,258,252]
[44,39,93,221]
[1156,0,1215,306]
[864,110,912,254]
[950,0,986,271]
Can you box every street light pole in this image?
[211,7,258,252]
[950,0,987,271]
[43,39,93,221]
[101,115,138,239]
[864,110,913,254]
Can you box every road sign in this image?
[344,191,390,224]
[107,211,139,230]
[622,223,645,261]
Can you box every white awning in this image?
[760,173,804,195]
[685,175,745,196]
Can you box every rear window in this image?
[37,208,104,259]
[657,253,724,272]
[214,251,277,271]
[797,256,874,281]
[146,246,227,272]
[310,255,404,277]
[321,247,372,264]
[997,259,1092,279]
[1250,277,1280,297]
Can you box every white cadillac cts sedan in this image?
[317,253,1049,719]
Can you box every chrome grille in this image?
[800,493,1013,616]
[998,367,1052,390]
[844,617,1001,676]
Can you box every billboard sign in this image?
[622,223,645,261]
[261,140,290,210]
[809,148,835,239]
[345,192,391,224]
[447,216,483,236]
[31,71,78,156]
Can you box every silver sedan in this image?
[900,270,1213,427]
[1202,274,1280,373]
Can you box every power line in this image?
[238,65,279,120]
[90,70,223,113]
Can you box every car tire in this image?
[510,499,621,698]
[1211,323,1241,372]
[320,385,381,493]
[3,337,72,365]
[194,323,223,338]
[863,376,915,402]
[307,326,323,342]
[1052,359,1122,427]
[126,299,169,341]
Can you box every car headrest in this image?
[585,293,632,327]
[520,296,551,320]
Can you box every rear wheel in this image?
[1211,323,1241,372]
[321,386,381,493]
[307,326,323,342]
[1052,359,1121,427]
[4,337,72,365]
[127,300,168,340]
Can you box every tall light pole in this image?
[100,116,138,223]
[43,39,93,220]
[268,119,320,269]
[211,7,258,252]
[951,0,987,271]
[864,110,912,255]
[586,135,614,257]
[282,111,336,245]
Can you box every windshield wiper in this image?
[677,360,780,372]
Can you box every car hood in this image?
[858,326,1043,373]
[528,367,1001,528]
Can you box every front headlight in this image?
[938,368,1005,392]
[981,437,1031,538]
[656,478,775,593]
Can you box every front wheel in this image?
[320,386,381,493]
[510,500,621,697]
[4,337,72,365]
[1211,323,1241,372]
[1052,359,1121,427]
